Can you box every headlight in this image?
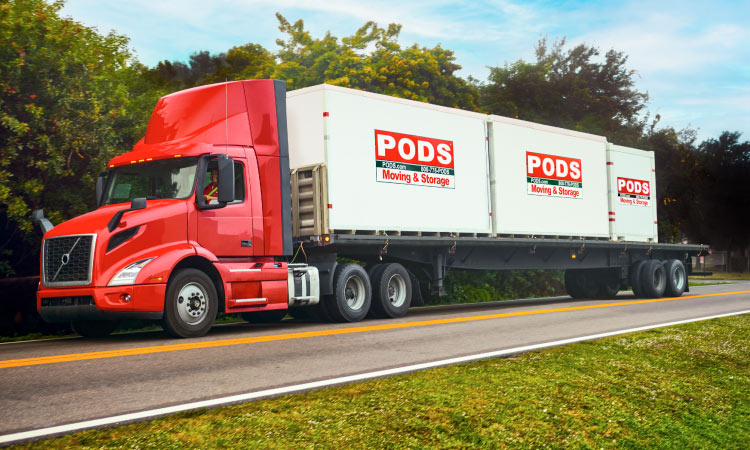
[108,258,155,286]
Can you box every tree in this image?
[0,0,153,276]
[273,13,479,109]
[479,38,648,143]
[694,132,750,269]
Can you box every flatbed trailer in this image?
[298,233,707,299]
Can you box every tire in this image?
[594,269,620,299]
[664,259,687,297]
[564,269,598,299]
[71,320,118,338]
[241,309,287,323]
[365,264,387,318]
[640,260,667,298]
[630,260,648,298]
[371,263,412,318]
[367,263,386,280]
[162,268,218,338]
[323,263,371,322]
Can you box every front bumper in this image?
[37,284,166,323]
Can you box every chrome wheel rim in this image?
[345,276,366,311]
[674,266,686,290]
[387,274,407,307]
[654,268,666,292]
[176,282,208,325]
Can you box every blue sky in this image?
[60,0,749,143]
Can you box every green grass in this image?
[688,281,729,287]
[692,272,750,280]
[12,314,750,449]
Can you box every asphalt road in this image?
[1,282,748,442]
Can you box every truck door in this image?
[196,156,254,257]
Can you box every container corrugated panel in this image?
[488,115,609,238]
[606,144,658,242]
[287,84,492,235]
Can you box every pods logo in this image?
[375,130,455,189]
[617,177,651,207]
[526,152,583,199]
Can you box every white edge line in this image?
[1,309,748,445]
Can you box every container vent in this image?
[291,164,328,237]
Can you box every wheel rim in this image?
[176,282,209,325]
[387,274,407,307]
[344,275,366,311]
[673,266,686,290]
[653,267,666,292]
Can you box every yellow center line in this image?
[2,290,748,369]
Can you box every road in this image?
[1,282,748,444]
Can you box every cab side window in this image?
[202,160,245,204]
[232,161,245,203]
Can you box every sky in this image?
[60,0,750,143]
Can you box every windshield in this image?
[103,157,199,205]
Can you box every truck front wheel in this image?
[162,269,218,338]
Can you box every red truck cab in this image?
[37,80,295,337]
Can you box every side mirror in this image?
[31,209,54,234]
[217,155,235,204]
[107,197,147,232]
[95,172,107,207]
[131,197,147,210]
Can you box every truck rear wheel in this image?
[664,259,687,297]
[324,263,371,322]
[630,260,648,298]
[640,260,667,298]
[371,263,412,318]
[241,310,287,323]
[71,320,118,338]
[162,269,218,338]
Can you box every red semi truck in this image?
[34,80,707,338]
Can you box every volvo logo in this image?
[52,237,81,281]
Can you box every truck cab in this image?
[36,80,314,338]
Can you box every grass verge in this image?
[692,272,750,280]
[12,314,750,449]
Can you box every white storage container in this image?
[488,115,610,238]
[606,144,658,242]
[286,84,492,235]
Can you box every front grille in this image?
[43,235,95,286]
[41,296,95,307]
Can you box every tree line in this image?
[1,0,748,277]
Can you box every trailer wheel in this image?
[371,263,412,318]
[324,263,371,322]
[564,269,597,298]
[640,260,667,298]
[241,310,287,323]
[664,259,687,297]
[162,268,218,338]
[594,269,620,299]
[71,320,118,338]
[629,260,648,298]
